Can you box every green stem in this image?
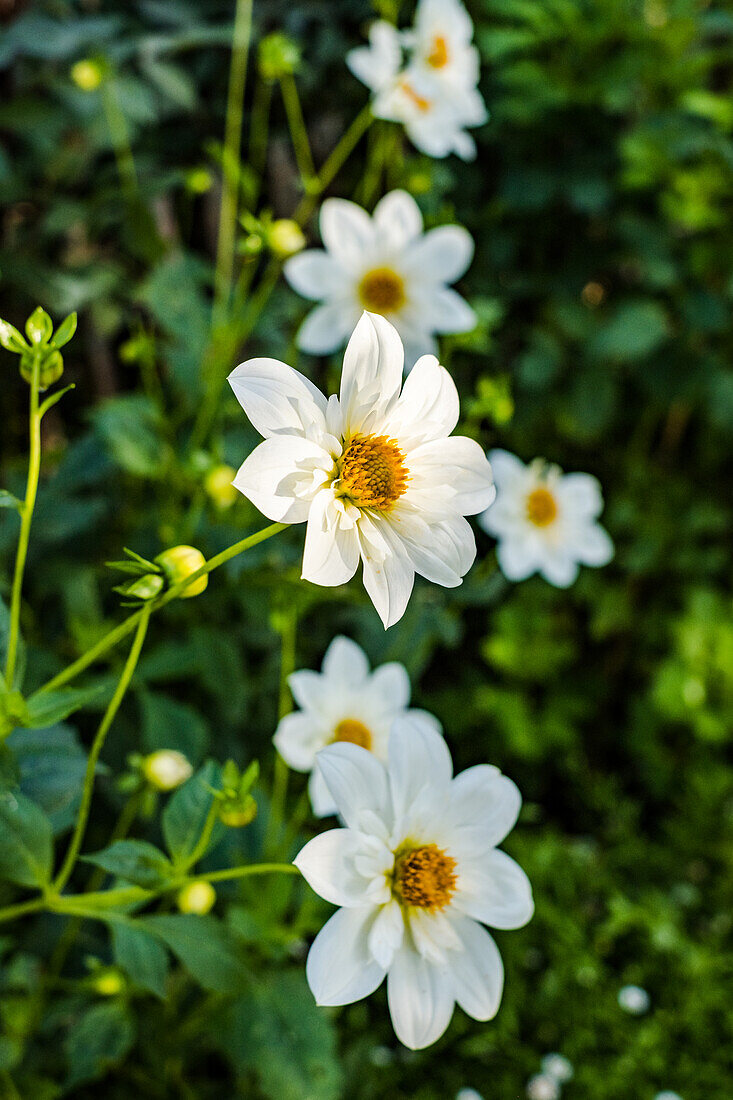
[266,605,297,856]
[180,800,220,872]
[0,896,45,925]
[5,355,41,689]
[53,605,153,893]
[199,862,299,884]
[249,76,273,206]
[101,81,139,201]
[280,72,316,188]
[213,0,254,323]
[294,103,373,226]
[37,522,287,696]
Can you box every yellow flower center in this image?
[398,78,432,113]
[526,486,558,527]
[393,844,457,912]
[427,34,450,68]
[334,718,372,750]
[338,434,408,511]
[358,267,406,314]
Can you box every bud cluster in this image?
[106,545,207,605]
[0,307,77,391]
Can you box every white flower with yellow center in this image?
[346,0,488,161]
[478,449,614,588]
[275,635,441,817]
[228,312,494,628]
[283,190,476,368]
[294,720,533,1050]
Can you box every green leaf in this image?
[0,318,27,353]
[25,306,53,345]
[8,724,87,834]
[38,382,75,419]
[83,840,175,890]
[142,914,243,993]
[24,684,105,729]
[139,690,209,763]
[587,300,670,362]
[0,490,22,512]
[0,789,53,887]
[50,311,77,348]
[220,972,343,1100]
[112,921,169,999]
[90,394,169,479]
[65,1002,135,1088]
[162,760,222,866]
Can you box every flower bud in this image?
[268,219,306,259]
[156,545,208,598]
[185,167,214,194]
[19,349,64,391]
[177,880,216,915]
[219,795,257,828]
[204,464,238,509]
[119,573,164,602]
[143,749,193,792]
[92,967,126,996]
[258,33,301,80]
[71,59,104,91]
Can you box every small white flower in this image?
[274,635,441,817]
[618,984,650,1015]
[526,1075,561,1100]
[294,719,533,1050]
[654,1093,683,1100]
[229,312,494,628]
[456,1091,485,1100]
[541,1053,574,1083]
[284,190,476,368]
[478,449,614,588]
[346,0,488,161]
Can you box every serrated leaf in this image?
[162,760,222,866]
[112,921,169,998]
[0,789,53,887]
[83,840,175,890]
[8,723,87,834]
[142,914,243,993]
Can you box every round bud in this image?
[204,465,238,509]
[258,33,301,81]
[71,59,104,92]
[177,881,216,915]
[20,349,64,391]
[92,968,126,996]
[268,220,306,259]
[185,168,213,195]
[156,545,208,598]
[143,749,193,792]
[219,796,257,828]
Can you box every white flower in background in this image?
[654,1093,684,1100]
[541,1053,574,1084]
[526,1075,561,1100]
[478,449,614,588]
[346,0,488,161]
[284,190,476,369]
[456,1091,485,1100]
[274,635,441,817]
[229,312,494,628]
[618,984,650,1015]
[294,720,533,1050]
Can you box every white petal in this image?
[403,225,474,283]
[340,312,404,435]
[487,448,527,490]
[388,717,453,821]
[409,908,462,965]
[387,944,455,1049]
[557,472,605,518]
[273,712,327,772]
[302,491,360,587]
[573,522,614,567]
[346,21,402,93]
[445,765,522,852]
[284,251,346,301]
[401,330,438,375]
[396,511,474,587]
[294,828,374,907]
[367,899,404,969]
[360,518,415,629]
[306,905,386,1006]
[426,287,477,334]
[539,549,579,589]
[372,189,424,250]
[455,849,534,930]
[228,357,327,438]
[315,741,392,831]
[494,537,542,582]
[233,436,328,523]
[320,198,377,272]
[449,916,504,1021]
[409,435,495,515]
[288,669,328,712]
[322,635,371,685]
[385,354,458,444]
[297,300,359,355]
[369,662,410,710]
[308,768,338,818]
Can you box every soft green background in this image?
[0,0,732,1096]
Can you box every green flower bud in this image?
[268,219,306,259]
[258,33,301,81]
[19,349,64,391]
[71,59,105,92]
[115,573,164,602]
[156,545,208,598]
[143,749,193,791]
[92,968,126,996]
[219,795,257,828]
[25,307,53,345]
[185,167,214,194]
[204,465,238,509]
[0,319,28,354]
[177,880,216,915]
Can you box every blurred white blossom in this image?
[541,1053,574,1083]
[526,1074,561,1100]
[618,984,651,1014]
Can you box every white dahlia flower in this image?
[283,190,476,369]
[478,449,614,588]
[294,720,533,1050]
[274,635,441,817]
[228,312,494,628]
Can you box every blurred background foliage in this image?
[0,0,732,1096]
